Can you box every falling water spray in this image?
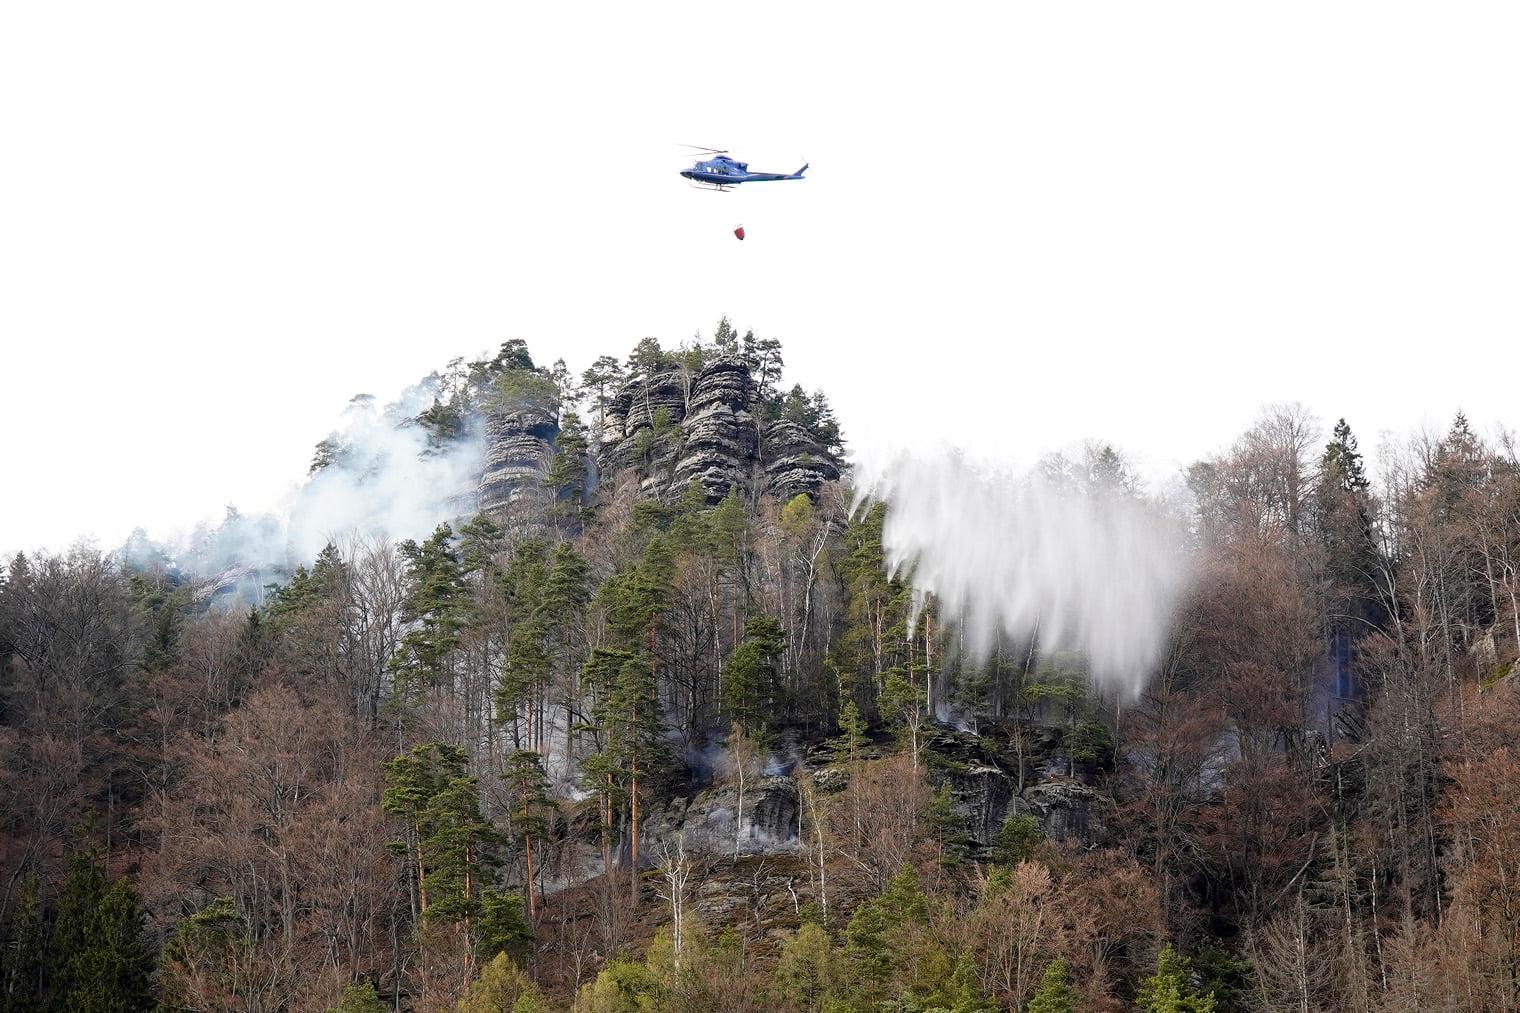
[854,448,1192,700]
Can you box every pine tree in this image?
[498,615,551,751]
[423,771,503,931]
[459,952,547,1012]
[1027,957,1078,1013]
[769,922,836,1013]
[830,698,868,773]
[1136,945,1216,1013]
[626,337,671,380]
[42,853,156,1012]
[328,981,387,1012]
[458,511,506,578]
[544,411,590,530]
[579,355,626,426]
[992,811,1044,866]
[722,615,784,737]
[593,540,676,881]
[475,890,534,963]
[839,502,911,689]
[712,316,738,355]
[417,395,468,451]
[608,652,665,881]
[501,750,553,920]
[841,867,929,1005]
[391,525,471,696]
[383,743,502,931]
[879,668,925,770]
[541,542,591,637]
[747,335,784,400]
[1,876,45,1012]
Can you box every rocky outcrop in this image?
[673,360,760,501]
[652,775,801,858]
[597,370,690,496]
[1018,781,1113,848]
[594,358,842,506]
[478,405,558,515]
[921,726,1112,851]
[762,419,842,502]
[473,356,843,524]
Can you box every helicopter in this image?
[680,146,808,191]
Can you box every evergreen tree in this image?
[549,357,578,406]
[830,698,869,773]
[1136,945,1216,1013]
[391,525,471,695]
[459,952,547,1013]
[626,337,671,380]
[1027,957,1078,1013]
[841,867,929,1004]
[417,395,468,451]
[475,890,534,963]
[491,339,537,373]
[263,541,345,629]
[1316,418,1383,645]
[1,876,45,1013]
[608,653,665,879]
[722,615,784,737]
[544,411,590,530]
[383,743,502,930]
[329,981,387,1013]
[879,668,926,768]
[157,897,248,1010]
[992,811,1044,866]
[40,853,156,1012]
[458,511,507,579]
[923,783,975,868]
[712,315,738,355]
[497,543,553,750]
[501,749,553,919]
[424,771,503,929]
[769,922,836,1013]
[839,503,911,690]
[579,355,626,425]
[541,542,592,636]
[308,434,349,475]
[746,335,784,400]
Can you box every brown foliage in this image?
[148,681,404,1011]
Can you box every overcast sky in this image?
[3,2,1517,555]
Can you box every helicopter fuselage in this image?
[681,157,808,187]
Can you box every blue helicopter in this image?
[680,146,808,191]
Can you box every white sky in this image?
[3,2,1518,555]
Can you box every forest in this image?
[4,327,1520,1012]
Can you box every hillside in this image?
[3,325,1520,1011]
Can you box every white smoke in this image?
[277,394,483,564]
[854,448,1192,700]
[145,376,484,581]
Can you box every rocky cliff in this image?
[596,357,842,505]
[477,404,559,516]
[478,356,843,515]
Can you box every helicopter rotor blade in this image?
[679,143,730,155]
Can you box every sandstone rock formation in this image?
[477,404,558,515]
[762,418,842,502]
[593,357,841,506]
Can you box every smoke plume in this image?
[128,376,484,583]
[854,448,1192,700]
